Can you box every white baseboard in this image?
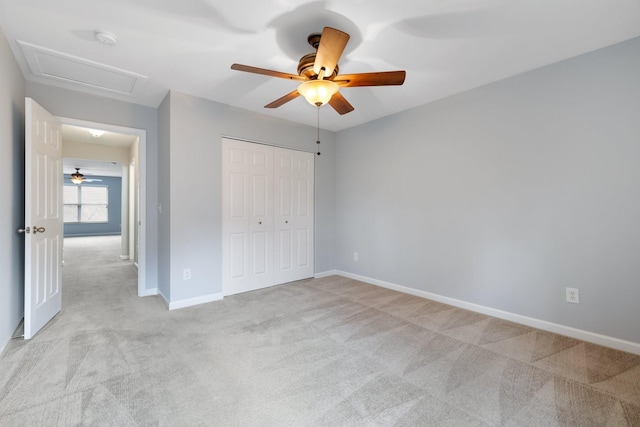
[120,255,130,260]
[167,293,223,310]
[333,270,640,355]
[158,289,170,309]
[0,335,11,356]
[314,270,339,278]
[139,287,158,297]
[1,314,25,356]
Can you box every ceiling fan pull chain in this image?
[316,105,321,156]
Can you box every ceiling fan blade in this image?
[314,27,350,77]
[231,64,306,81]
[328,91,354,115]
[334,71,406,87]
[265,90,301,108]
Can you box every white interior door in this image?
[274,148,314,284]
[23,98,63,339]
[222,138,273,295]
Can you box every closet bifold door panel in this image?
[273,148,314,285]
[222,139,274,296]
[222,138,314,296]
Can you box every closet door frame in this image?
[221,137,314,296]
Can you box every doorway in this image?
[59,118,147,296]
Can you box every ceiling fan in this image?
[70,168,102,184]
[231,27,406,115]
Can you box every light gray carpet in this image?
[1,236,639,426]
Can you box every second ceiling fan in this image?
[231,27,406,115]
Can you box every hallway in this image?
[63,235,138,309]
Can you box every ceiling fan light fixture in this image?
[70,168,85,184]
[297,79,338,106]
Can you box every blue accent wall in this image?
[64,175,122,237]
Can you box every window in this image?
[64,185,109,223]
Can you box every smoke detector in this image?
[95,31,118,46]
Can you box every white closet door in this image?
[222,139,274,295]
[273,147,314,284]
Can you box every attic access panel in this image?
[18,40,146,96]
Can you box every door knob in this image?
[33,226,46,234]
[17,227,31,234]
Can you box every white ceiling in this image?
[1,0,639,132]
[61,125,136,176]
[62,124,137,148]
[63,158,122,178]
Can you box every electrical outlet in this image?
[353,252,359,261]
[566,287,579,304]
[183,268,191,280]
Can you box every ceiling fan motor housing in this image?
[298,53,338,79]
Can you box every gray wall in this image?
[334,37,640,344]
[0,26,26,353]
[26,82,159,294]
[161,91,335,303]
[63,176,122,237]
